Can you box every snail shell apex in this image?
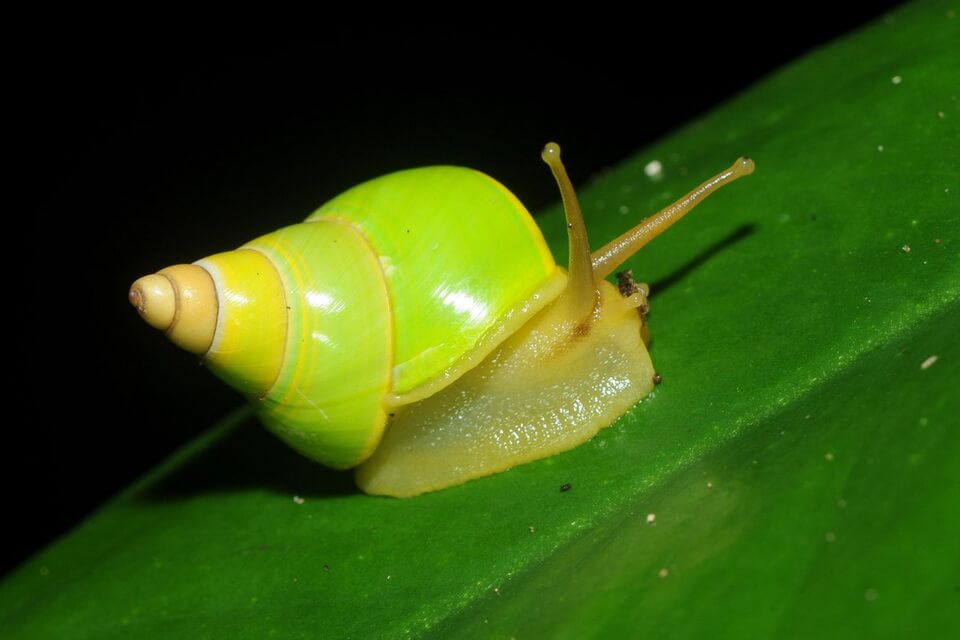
[129,265,216,354]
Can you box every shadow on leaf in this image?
[649,223,756,295]
[142,412,358,501]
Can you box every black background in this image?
[8,9,900,577]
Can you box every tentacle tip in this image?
[541,142,562,164]
[736,156,756,176]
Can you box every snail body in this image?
[131,144,753,497]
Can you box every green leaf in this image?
[3,3,958,637]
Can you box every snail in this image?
[129,143,754,497]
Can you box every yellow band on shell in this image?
[196,249,287,398]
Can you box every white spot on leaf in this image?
[644,159,664,180]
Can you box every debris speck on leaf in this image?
[644,159,664,180]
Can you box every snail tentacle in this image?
[541,142,600,326]
[592,156,755,279]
